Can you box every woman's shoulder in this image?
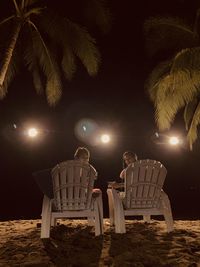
[120,168,126,179]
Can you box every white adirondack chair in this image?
[107,159,174,233]
[41,160,103,238]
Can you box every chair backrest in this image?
[123,159,167,209]
[51,160,97,211]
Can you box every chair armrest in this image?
[108,182,124,189]
[92,189,103,234]
[107,188,126,233]
[92,188,102,198]
[107,188,124,211]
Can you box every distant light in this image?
[27,128,38,138]
[155,132,159,138]
[83,125,87,132]
[169,136,179,145]
[101,134,110,143]
[13,124,17,129]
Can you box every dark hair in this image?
[122,151,138,168]
[74,147,90,159]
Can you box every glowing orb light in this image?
[169,136,179,145]
[101,134,110,144]
[27,128,38,138]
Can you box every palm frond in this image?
[39,12,77,80]
[84,0,112,33]
[163,48,200,105]
[153,68,200,132]
[0,16,15,27]
[151,46,200,131]
[29,21,62,105]
[184,97,198,130]
[21,0,25,10]
[66,19,101,76]
[39,12,101,76]
[171,48,200,97]
[144,16,198,57]
[152,72,190,130]
[46,77,62,106]
[154,74,186,130]
[23,30,44,94]
[32,69,43,95]
[0,21,21,86]
[146,60,172,101]
[12,0,20,15]
[61,47,77,80]
[0,46,19,99]
[187,101,200,149]
[24,7,46,18]
[171,47,200,72]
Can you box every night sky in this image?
[0,0,199,220]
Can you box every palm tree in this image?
[0,0,110,106]
[144,9,200,148]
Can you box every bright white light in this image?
[27,128,38,138]
[169,136,179,145]
[101,134,110,143]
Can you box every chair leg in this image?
[51,216,57,227]
[161,191,174,232]
[88,216,94,226]
[143,215,151,223]
[41,195,51,238]
[97,192,104,234]
[94,191,104,235]
[94,200,101,236]
[111,189,126,233]
[114,204,126,233]
[107,189,114,226]
[163,211,174,232]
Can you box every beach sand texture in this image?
[0,219,200,266]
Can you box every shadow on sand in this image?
[108,221,200,267]
[43,223,103,267]
[1,220,200,266]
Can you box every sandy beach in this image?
[0,219,200,266]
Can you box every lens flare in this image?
[27,128,38,138]
[169,136,179,145]
[101,134,110,143]
[75,119,98,145]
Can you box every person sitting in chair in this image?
[108,151,138,189]
[120,151,138,179]
[74,146,101,197]
[74,146,90,164]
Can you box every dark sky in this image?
[0,0,199,220]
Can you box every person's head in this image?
[122,151,138,168]
[74,147,90,163]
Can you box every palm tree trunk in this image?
[0,22,21,86]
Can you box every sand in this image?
[0,219,200,267]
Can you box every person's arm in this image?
[120,169,125,179]
[108,181,124,189]
[108,170,125,189]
